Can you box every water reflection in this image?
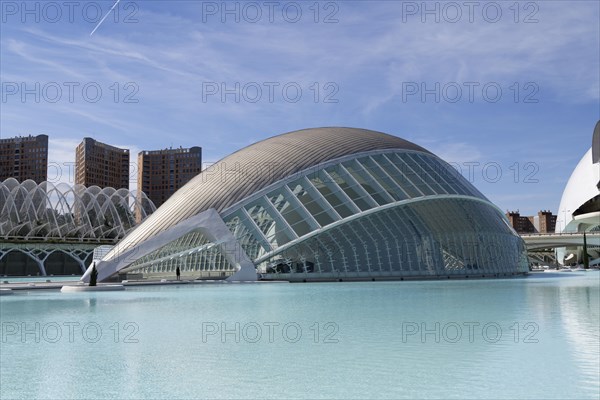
[1,272,598,399]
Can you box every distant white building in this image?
[556,121,600,264]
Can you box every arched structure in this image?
[555,121,600,264]
[0,179,156,240]
[0,242,96,276]
[89,128,528,282]
[0,179,156,276]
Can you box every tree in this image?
[583,232,590,269]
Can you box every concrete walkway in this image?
[0,279,288,291]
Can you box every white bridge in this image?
[521,232,600,250]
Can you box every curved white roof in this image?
[177,127,428,213]
[556,147,600,232]
[106,127,430,257]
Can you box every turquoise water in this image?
[1,273,599,399]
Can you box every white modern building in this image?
[86,128,529,282]
[555,121,600,264]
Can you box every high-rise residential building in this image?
[537,210,557,233]
[0,134,48,183]
[506,210,557,233]
[137,146,202,207]
[506,211,536,233]
[75,137,130,189]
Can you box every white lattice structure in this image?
[0,178,155,240]
[89,128,528,283]
[0,179,156,276]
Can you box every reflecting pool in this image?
[1,272,599,399]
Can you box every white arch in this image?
[0,248,46,275]
[83,208,257,282]
[0,179,157,241]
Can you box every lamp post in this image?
[556,209,571,267]
[560,209,571,233]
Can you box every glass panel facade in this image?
[425,156,486,198]
[246,202,293,248]
[224,213,268,261]
[268,191,313,237]
[342,160,391,205]
[372,154,422,198]
[288,180,336,227]
[325,166,373,211]
[359,156,408,201]
[246,203,275,237]
[257,197,527,279]
[307,172,355,218]
[126,229,235,279]
[404,153,447,194]
[414,154,459,195]
[393,153,436,196]
[130,148,524,281]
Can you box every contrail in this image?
[90,0,122,36]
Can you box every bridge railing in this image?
[520,232,600,237]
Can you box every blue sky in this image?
[1,0,599,215]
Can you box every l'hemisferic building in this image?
[88,128,528,283]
